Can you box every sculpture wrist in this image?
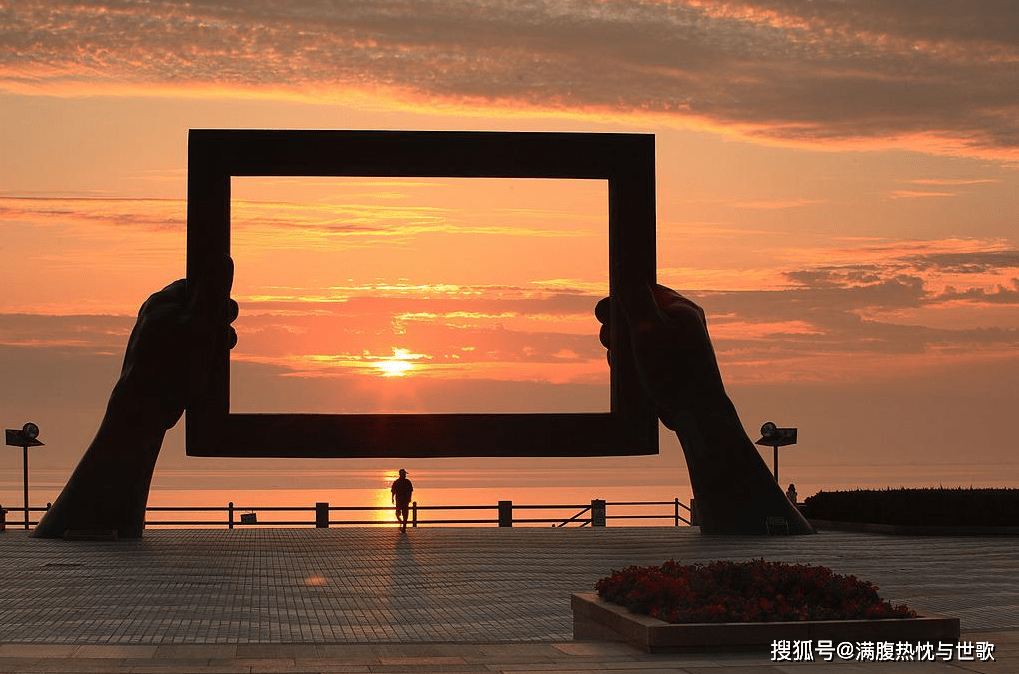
[659,394,746,453]
[105,378,177,435]
[659,391,739,429]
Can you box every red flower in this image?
[596,559,916,625]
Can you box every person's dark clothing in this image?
[391,477,413,504]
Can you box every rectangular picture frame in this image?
[186,129,658,458]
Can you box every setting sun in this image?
[374,348,423,377]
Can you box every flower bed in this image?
[574,559,959,653]
[595,559,915,623]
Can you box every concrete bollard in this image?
[315,502,330,528]
[498,500,513,527]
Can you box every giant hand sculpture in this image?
[33,260,237,538]
[597,284,814,535]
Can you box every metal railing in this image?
[555,504,592,527]
[0,498,693,531]
[0,505,50,530]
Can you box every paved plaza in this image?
[0,527,1015,672]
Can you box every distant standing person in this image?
[391,469,414,531]
[786,483,798,504]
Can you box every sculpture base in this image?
[63,529,118,541]
[572,593,959,653]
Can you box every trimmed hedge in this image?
[801,488,1019,527]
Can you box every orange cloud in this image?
[889,190,956,200]
[2,1,1016,160]
[910,178,1000,186]
[0,195,183,231]
[231,198,595,248]
[733,198,823,210]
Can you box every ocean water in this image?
[3,461,1017,529]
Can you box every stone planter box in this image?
[572,593,960,653]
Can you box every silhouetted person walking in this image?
[391,469,413,531]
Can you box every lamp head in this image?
[22,422,39,441]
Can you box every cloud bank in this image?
[2,0,1017,158]
[4,238,1017,388]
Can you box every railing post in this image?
[690,498,700,526]
[591,499,606,527]
[412,501,418,528]
[498,500,513,527]
[228,502,234,530]
[0,504,5,532]
[315,502,330,528]
[675,498,680,526]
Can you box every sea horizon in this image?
[3,461,1017,528]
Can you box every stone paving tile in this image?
[773,664,964,673]
[152,643,239,658]
[550,644,637,658]
[275,662,373,673]
[73,644,159,658]
[0,644,78,658]
[129,665,251,674]
[4,527,1018,645]
[774,666,871,674]
[377,656,469,665]
[512,670,682,674]
[0,648,1007,674]
[235,645,321,659]
[0,528,1016,673]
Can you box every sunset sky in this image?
[1,1,1017,498]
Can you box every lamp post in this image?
[5,422,44,530]
[754,421,797,483]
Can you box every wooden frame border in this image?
[186,130,658,458]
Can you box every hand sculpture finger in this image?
[185,256,235,354]
[594,296,612,326]
[186,256,233,322]
[652,284,708,334]
[225,298,240,349]
[595,282,728,429]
